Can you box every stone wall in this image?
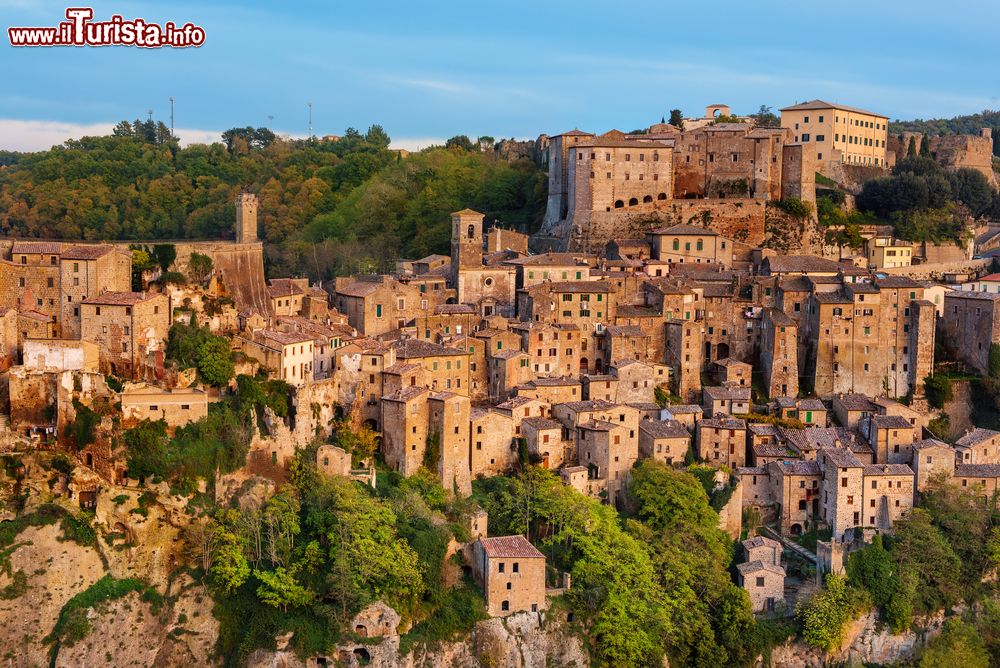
[549,198,766,253]
[882,258,989,280]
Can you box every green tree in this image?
[846,535,911,632]
[188,251,214,285]
[123,419,169,479]
[889,508,963,615]
[254,567,314,612]
[924,374,953,409]
[445,135,475,151]
[197,337,234,386]
[920,134,932,158]
[797,574,867,652]
[908,136,918,157]
[151,243,177,272]
[920,618,990,668]
[211,527,250,595]
[668,109,684,129]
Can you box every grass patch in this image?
[0,569,28,599]
[46,575,164,653]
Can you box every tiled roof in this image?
[821,447,864,468]
[913,438,953,451]
[765,255,844,274]
[742,535,782,551]
[665,404,703,415]
[701,416,746,430]
[737,560,785,576]
[521,417,561,430]
[875,276,922,289]
[779,99,886,118]
[649,224,718,236]
[835,394,877,411]
[61,244,113,260]
[765,308,796,327]
[11,241,62,254]
[256,329,314,346]
[639,419,690,439]
[772,459,821,475]
[869,415,915,430]
[383,386,429,403]
[955,463,1000,477]
[83,291,158,306]
[955,428,1000,448]
[396,339,469,358]
[863,464,913,476]
[433,303,476,315]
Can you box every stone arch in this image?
[628,197,638,206]
[717,342,730,359]
[362,418,379,433]
[579,357,589,373]
[594,358,604,373]
[613,200,624,209]
[355,624,368,637]
[790,523,803,536]
[657,192,667,200]
[353,648,371,665]
[642,195,653,203]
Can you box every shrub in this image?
[924,374,953,409]
[776,197,812,219]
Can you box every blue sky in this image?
[1,0,998,151]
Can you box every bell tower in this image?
[450,208,484,284]
[235,192,259,243]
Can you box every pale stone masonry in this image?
[471,535,547,617]
[80,291,169,380]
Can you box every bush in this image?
[797,574,868,652]
[776,197,812,219]
[924,374,953,409]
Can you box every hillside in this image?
[890,110,1000,157]
[0,126,546,278]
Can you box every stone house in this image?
[121,384,208,428]
[495,396,552,438]
[953,464,1000,499]
[514,377,582,405]
[58,244,132,338]
[576,419,637,506]
[661,403,703,430]
[511,322,582,378]
[954,428,1000,464]
[333,275,446,337]
[702,385,751,418]
[696,416,748,468]
[471,535,547,617]
[239,329,314,386]
[394,339,472,396]
[516,280,615,370]
[267,277,310,317]
[860,414,917,465]
[380,386,430,477]
[819,448,865,542]
[737,561,786,613]
[470,408,516,478]
[861,464,914,531]
[487,349,532,401]
[80,291,169,380]
[647,225,733,267]
[743,535,782,566]
[664,318,704,402]
[521,417,569,469]
[316,444,352,477]
[506,252,592,290]
[759,308,798,399]
[638,419,691,465]
[713,357,752,386]
[831,394,876,431]
[766,459,822,535]
[911,438,957,491]
[22,339,98,372]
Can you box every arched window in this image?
[614,200,624,208]
[642,195,652,203]
[467,224,475,239]
[657,193,667,200]
[628,197,638,206]
[672,238,679,251]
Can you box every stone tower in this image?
[235,192,258,243]
[450,208,484,285]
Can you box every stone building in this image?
[121,385,208,428]
[940,291,1000,375]
[743,535,783,566]
[954,428,1000,464]
[664,318,704,402]
[779,100,889,170]
[911,438,956,491]
[471,535,547,617]
[737,561,786,613]
[316,444,352,477]
[646,225,734,267]
[58,244,132,338]
[22,339,98,372]
[860,414,916,465]
[638,419,691,465]
[759,308,798,399]
[239,329,314,386]
[861,463,914,531]
[333,275,449,337]
[521,416,569,469]
[702,385,751,418]
[470,408,516,478]
[767,459,822,536]
[819,448,865,542]
[696,416,747,467]
[80,291,169,379]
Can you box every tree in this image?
[254,567,314,612]
[123,419,169,479]
[197,337,234,386]
[920,618,990,668]
[211,527,250,595]
[950,168,994,217]
[187,252,213,285]
[846,535,912,632]
[908,136,918,157]
[668,109,684,129]
[112,120,134,137]
[890,508,963,615]
[752,105,780,128]
[445,135,475,151]
[924,374,953,409]
[920,134,932,157]
[364,124,391,149]
[798,574,867,652]
[151,243,177,272]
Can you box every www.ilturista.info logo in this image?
[8,7,205,48]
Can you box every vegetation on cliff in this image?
[889,110,1000,157]
[0,125,545,278]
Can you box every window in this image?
[756,576,765,587]
[498,562,505,573]
[512,562,519,573]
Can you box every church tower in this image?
[450,208,484,284]
[235,192,259,243]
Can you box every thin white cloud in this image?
[0,118,223,152]
[398,79,467,94]
[390,137,444,151]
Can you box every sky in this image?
[1,0,999,152]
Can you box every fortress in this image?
[534,106,816,252]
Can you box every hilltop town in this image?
[2,100,1000,667]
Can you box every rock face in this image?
[248,608,590,668]
[765,611,945,667]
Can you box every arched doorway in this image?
[704,341,712,361]
[628,197,638,206]
[594,358,604,373]
[657,193,667,200]
[790,523,803,536]
[579,358,589,373]
[717,342,730,359]
[614,200,624,209]
[642,195,653,203]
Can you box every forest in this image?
[0,122,546,278]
